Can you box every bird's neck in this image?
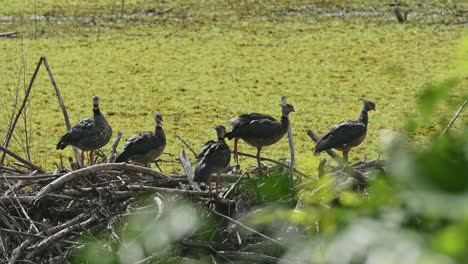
[93,107,101,116]
[93,107,107,125]
[218,136,226,144]
[281,115,290,130]
[155,125,166,143]
[358,110,368,126]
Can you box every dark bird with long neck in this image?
[194,125,231,195]
[57,95,112,166]
[115,113,166,166]
[314,99,376,162]
[225,103,295,174]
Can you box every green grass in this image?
[0,1,466,172]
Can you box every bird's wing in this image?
[228,112,277,127]
[316,121,366,151]
[196,140,217,162]
[232,119,283,138]
[61,117,95,142]
[196,142,231,168]
[121,132,159,155]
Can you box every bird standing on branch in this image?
[57,95,113,166]
[115,113,166,167]
[194,125,231,195]
[225,103,295,175]
[314,99,376,162]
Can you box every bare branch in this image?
[175,134,197,158]
[281,96,295,187]
[108,131,123,163]
[0,145,45,173]
[209,209,285,248]
[42,56,82,167]
[178,150,200,191]
[441,99,467,136]
[1,57,43,165]
[34,163,168,201]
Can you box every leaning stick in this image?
[63,185,212,197]
[0,145,44,173]
[175,134,197,158]
[179,150,200,191]
[281,96,295,187]
[236,151,309,179]
[0,31,17,38]
[441,99,467,137]
[209,209,285,248]
[25,215,97,259]
[108,131,123,163]
[1,57,43,165]
[42,56,82,167]
[307,130,345,164]
[34,163,168,200]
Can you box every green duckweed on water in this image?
[0,0,466,172]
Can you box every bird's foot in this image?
[230,164,241,173]
[254,162,270,174]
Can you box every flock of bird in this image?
[56,95,376,195]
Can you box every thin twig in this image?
[307,129,345,164]
[1,57,42,165]
[4,179,40,234]
[178,150,200,191]
[0,31,18,38]
[175,134,197,158]
[236,151,309,178]
[34,163,168,201]
[281,96,295,187]
[42,56,82,167]
[222,173,246,199]
[0,173,63,181]
[441,99,467,136]
[209,209,284,248]
[108,131,123,163]
[0,145,44,173]
[25,215,96,259]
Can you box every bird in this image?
[57,95,113,166]
[115,113,166,166]
[225,103,295,175]
[314,99,376,162]
[194,125,231,195]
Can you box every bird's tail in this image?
[224,131,235,140]
[314,140,326,156]
[193,163,210,183]
[115,152,129,163]
[56,136,68,150]
[313,147,321,156]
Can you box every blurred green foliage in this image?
[276,42,467,263]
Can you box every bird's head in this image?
[282,103,295,116]
[154,113,163,125]
[215,125,226,138]
[362,99,376,112]
[92,95,100,109]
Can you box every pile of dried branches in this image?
[0,144,386,264]
[0,56,388,263]
[0,156,240,263]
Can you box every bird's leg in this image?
[256,147,263,175]
[155,161,163,173]
[343,150,349,162]
[80,150,85,167]
[234,138,239,166]
[208,174,212,197]
[216,172,220,195]
[89,151,94,166]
